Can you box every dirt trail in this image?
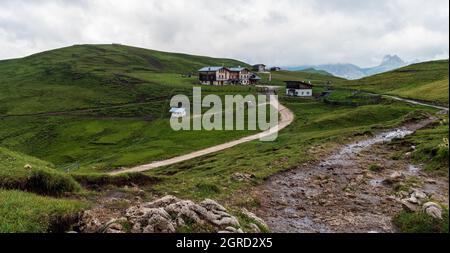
[382,95,449,111]
[251,116,449,233]
[110,93,294,175]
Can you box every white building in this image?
[170,107,187,118]
[285,81,313,97]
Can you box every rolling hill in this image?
[0,44,248,115]
[0,44,258,172]
[339,60,449,105]
[298,68,334,76]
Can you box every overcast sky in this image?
[0,0,448,67]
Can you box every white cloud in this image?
[0,0,448,67]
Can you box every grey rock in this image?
[422,202,443,220]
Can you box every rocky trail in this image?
[251,116,449,233]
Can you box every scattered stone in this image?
[231,173,255,182]
[390,171,404,181]
[385,171,405,184]
[78,210,103,233]
[422,202,443,219]
[425,179,437,184]
[400,200,418,212]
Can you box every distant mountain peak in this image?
[285,54,410,80]
[381,55,405,66]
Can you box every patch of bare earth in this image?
[251,117,449,233]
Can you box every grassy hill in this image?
[0,45,259,172]
[258,70,345,87]
[0,44,248,115]
[299,68,334,77]
[339,60,449,105]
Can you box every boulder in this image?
[400,200,418,212]
[84,196,267,233]
[143,195,180,208]
[127,207,176,233]
[422,202,443,220]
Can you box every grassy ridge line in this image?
[340,60,449,105]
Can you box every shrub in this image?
[26,169,81,196]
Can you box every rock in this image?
[412,190,427,203]
[143,195,180,208]
[222,227,244,233]
[422,202,443,219]
[127,207,176,233]
[390,171,404,181]
[400,200,418,212]
[106,228,125,233]
[231,173,255,182]
[425,179,437,184]
[406,195,419,204]
[24,164,32,170]
[85,196,247,234]
[108,222,123,231]
[78,210,103,233]
[385,171,404,184]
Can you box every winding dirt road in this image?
[110,97,294,175]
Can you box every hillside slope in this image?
[0,44,248,115]
[340,60,449,105]
[299,68,334,77]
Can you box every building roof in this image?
[253,64,266,67]
[229,67,248,72]
[198,66,228,72]
[285,80,313,89]
[250,74,261,80]
[169,107,186,113]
